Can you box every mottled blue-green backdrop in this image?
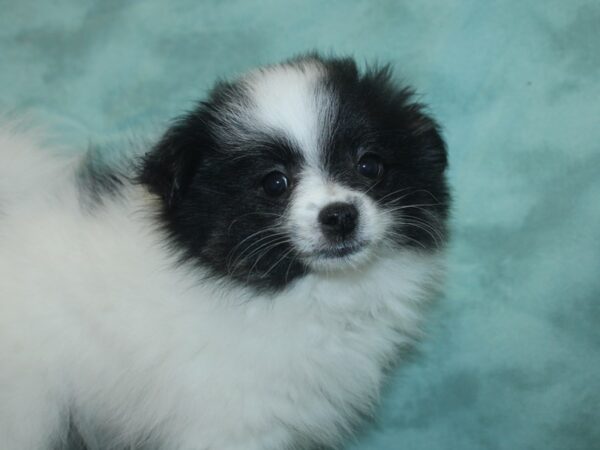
[1,1,598,449]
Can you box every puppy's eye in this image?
[262,171,289,197]
[357,154,383,179]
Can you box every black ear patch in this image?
[406,116,448,176]
[139,114,208,208]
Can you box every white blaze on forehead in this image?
[242,61,334,164]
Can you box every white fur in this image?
[243,60,332,165]
[0,99,443,449]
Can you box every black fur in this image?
[322,60,449,249]
[139,54,450,293]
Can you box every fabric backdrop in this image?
[1,1,598,449]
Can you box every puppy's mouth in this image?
[298,238,376,272]
[312,240,369,259]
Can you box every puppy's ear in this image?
[410,116,448,175]
[359,66,448,175]
[394,92,447,176]
[139,114,209,209]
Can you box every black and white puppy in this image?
[0,54,449,450]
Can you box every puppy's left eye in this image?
[262,171,289,197]
[357,154,384,179]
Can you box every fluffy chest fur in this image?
[0,163,440,449]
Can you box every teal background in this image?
[1,1,599,448]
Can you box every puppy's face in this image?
[140,56,449,292]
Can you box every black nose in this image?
[318,202,359,239]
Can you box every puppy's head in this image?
[140,55,449,292]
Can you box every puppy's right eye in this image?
[262,171,289,197]
[357,153,384,179]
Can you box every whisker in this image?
[375,188,413,205]
[226,228,286,271]
[246,241,293,280]
[399,220,442,247]
[261,248,296,279]
[242,237,291,264]
[383,230,427,249]
[227,212,284,234]
[383,203,442,214]
[228,226,282,256]
[402,214,444,237]
[228,235,289,274]
[376,188,443,207]
[284,253,299,284]
[364,179,383,195]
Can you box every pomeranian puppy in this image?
[0,54,449,450]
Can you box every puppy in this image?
[0,54,450,450]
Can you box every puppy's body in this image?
[0,55,449,450]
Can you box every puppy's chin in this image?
[301,240,379,273]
